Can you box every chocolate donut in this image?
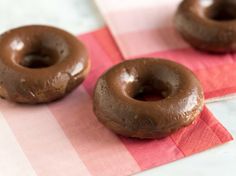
[0,25,90,103]
[93,58,204,139]
[175,0,236,53]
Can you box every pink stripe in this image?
[0,113,37,176]
[79,33,113,72]
[199,108,233,142]
[116,27,188,58]
[93,28,122,64]
[132,50,236,98]
[120,136,184,170]
[49,87,140,176]
[147,48,236,70]
[105,5,177,34]
[205,87,236,99]
[171,118,221,156]
[170,107,233,156]
[79,31,118,95]
[0,100,91,176]
[194,63,236,94]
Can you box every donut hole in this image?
[132,80,171,101]
[21,52,55,68]
[206,3,236,21]
[133,85,165,101]
[121,65,179,102]
[9,32,69,69]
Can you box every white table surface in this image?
[1,0,235,175]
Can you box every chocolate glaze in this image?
[175,0,236,53]
[93,58,204,139]
[0,25,90,103]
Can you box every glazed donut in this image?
[0,25,90,103]
[175,0,236,53]
[93,58,204,139]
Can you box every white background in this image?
[0,0,235,175]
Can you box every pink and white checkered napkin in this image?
[95,0,236,101]
[0,28,232,176]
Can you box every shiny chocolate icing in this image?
[0,25,90,103]
[175,0,236,53]
[93,58,204,139]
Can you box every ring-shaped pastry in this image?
[93,58,204,139]
[0,25,90,103]
[175,0,236,53]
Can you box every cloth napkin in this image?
[94,0,236,101]
[0,27,232,176]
